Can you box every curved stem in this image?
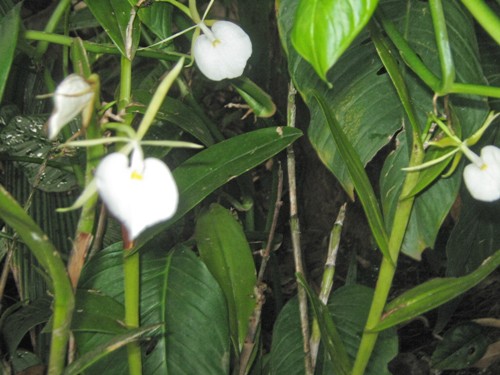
[0,186,74,375]
[461,0,500,45]
[35,0,72,57]
[429,0,455,93]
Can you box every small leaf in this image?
[195,204,257,351]
[231,77,277,118]
[373,250,500,332]
[0,3,21,101]
[431,323,489,370]
[291,0,379,82]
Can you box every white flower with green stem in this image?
[404,111,500,202]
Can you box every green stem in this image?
[461,0,500,45]
[159,0,191,18]
[188,0,202,23]
[24,30,181,61]
[352,21,426,374]
[429,0,455,94]
[0,186,74,375]
[124,248,142,375]
[450,82,500,98]
[351,148,423,375]
[35,0,72,57]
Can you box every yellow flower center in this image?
[212,39,221,47]
[130,170,143,180]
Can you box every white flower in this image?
[463,145,500,202]
[95,147,178,240]
[193,21,252,81]
[47,74,94,140]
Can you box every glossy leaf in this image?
[136,127,302,248]
[296,273,351,375]
[231,76,277,118]
[291,0,379,82]
[77,244,230,374]
[134,0,173,40]
[85,0,140,59]
[314,93,390,262]
[373,249,500,332]
[0,115,78,192]
[0,2,21,102]
[431,323,489,370]
[195,204,257,351]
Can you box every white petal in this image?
[48,74,93,140]
[463,146,500,202]
[194,21,252,81]
[95,153,179,240]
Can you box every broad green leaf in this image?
[0,3,21,102]
[10,350,42,374]
[64,324,162,375]
[195,204,257,351]
[231,77,277,118]
[0,298,52,355]
[72,290,126,334]
[269,285,397,375]
[296,273,351,375]
[291,0,379,82]
[278,0,402,198]
[136,127,302,249]
[314,93,390,262]
[373,249,500,332]
[85,0,140,59]
[77,244,230,374]
[431,323,489,370]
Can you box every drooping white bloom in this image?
[463,145,500,202]
[95,147,179,240]
[193,21,252,81]
[47,74,94,140]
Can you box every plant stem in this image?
[24,30,182,61]
[0,186,74,375]
[461,0,500,45]
[310,203,347,368]
[35,0,72,57]
[286,81,313,375]
[429,0,455,93]
[124,245,142,375]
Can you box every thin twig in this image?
[239,164,284,373]
[310,203,347,368]
[286,81,313,375]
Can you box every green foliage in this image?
[0,0,499,374]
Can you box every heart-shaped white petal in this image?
[95,152,179,239]
[48,74,94,140]
[463,145,500,202]
[194,21,252,81]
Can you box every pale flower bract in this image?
[463,145,500,202]
[47,74,94,140]
[95,148,179,240]
[194,20,252,81]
